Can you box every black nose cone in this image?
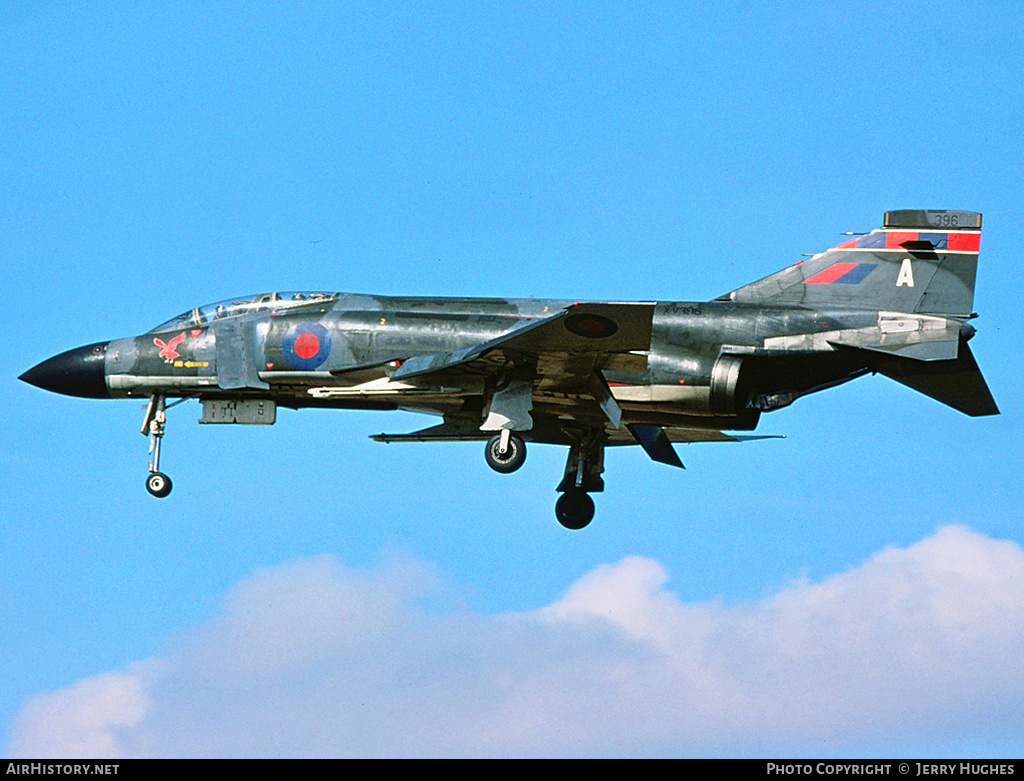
[20,342,111,398]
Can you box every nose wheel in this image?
[142,395,177,498]
[146,471,173,498]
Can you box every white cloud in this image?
[6,666,156,759]
[7,526,1024,758]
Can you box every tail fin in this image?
[719,210,982,318]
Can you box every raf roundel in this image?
[564,312,618,339]
[282,322,332,370]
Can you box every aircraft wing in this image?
[373,417,781,470]
[389,302,654,430]
[391,302,655,384]
[377,303,781,468]
[372,420,778,444]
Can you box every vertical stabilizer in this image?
[720,210,982,317]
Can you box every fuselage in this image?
[26,290,905,435]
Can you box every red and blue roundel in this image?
[282,322,332,370]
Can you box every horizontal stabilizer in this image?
[872,341,999,417]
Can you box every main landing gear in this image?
[484,430,527,473]
[554,489,595,530]
[141,394,179,498]
[553,435,603,530]
[482,430,604,530]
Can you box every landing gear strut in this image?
[554,434,605,530]
[481,426,606,530]
[484,430,527,473]
[142,395,173,497]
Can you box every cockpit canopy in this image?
[149,292,338,333]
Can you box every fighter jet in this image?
[21,210,998,529]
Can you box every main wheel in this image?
[555,489,595,530]
[146,471,173,498]
[484,433,526,473]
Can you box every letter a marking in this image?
[896,258,915,287]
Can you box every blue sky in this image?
[2,1,1022,758]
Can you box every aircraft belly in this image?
[609,383,711,406]
[108,374,220,395]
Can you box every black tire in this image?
[555,489,595,530]
[484,433,526,473]
[146,471,173,498]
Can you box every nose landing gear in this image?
[142,395,176,498]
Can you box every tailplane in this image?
[869,340,999,417]
[719,210,982,318]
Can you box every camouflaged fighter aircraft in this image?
[21,209,998,529]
